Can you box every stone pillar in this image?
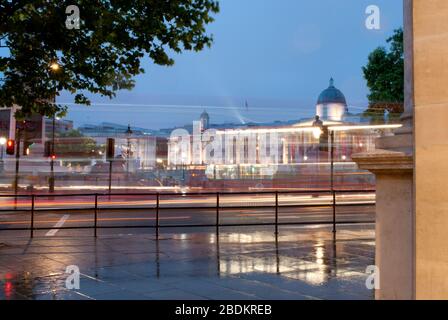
[353,0,448,299]
[413,0,448,299]
[352,0,415,299]
[352,150,413,299]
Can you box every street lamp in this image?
[48,61,60,193]
[312,115,335,233]
[309,122,404,235]
[49,99,57,193]
[125,124,133,180]
[0,137,6,172]
[49,61,61,72]
[312,115,324,178]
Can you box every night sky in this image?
[59,0,403,130]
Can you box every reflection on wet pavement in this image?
[0,225,375,300]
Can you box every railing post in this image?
[275,191,279,235]
[332,190,336,233]
[156,193,159,237]
[216,192,220,234]
[30,195,35,238]
[330,130,336,234]
[94,194,98,237]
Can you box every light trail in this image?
[0,193,375,209]
[1,215,192,226]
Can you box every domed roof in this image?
[317,78,347,106]
[200,109,209,119]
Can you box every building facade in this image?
[167,79,395,188]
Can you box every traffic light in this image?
[107,138,115,160]
[6,139,15,155]
[44,141,52,157]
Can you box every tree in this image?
[362,28,404,123]
[0,1,219,118]
[56,129,103,166]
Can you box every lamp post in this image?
[48,60,60,193]
[0,137,6,172]
[125,124,133,180]
[329,130,335,233]
[49,113,56,193]
[312,115,324,183]
[312,116,335,233]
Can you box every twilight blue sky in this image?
[60,0,403,130]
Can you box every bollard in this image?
[30,195,35,238]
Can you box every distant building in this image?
[200,110,210,131]
[45,118,73,136]
[316,78,348,121]
[167,78,391,182]
[77,122,167,171]
[78,122,152,137]
[1,107,73,142]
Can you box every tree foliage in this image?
[0,1,219,118]
[56,129,103,166]
[362,28,404,123]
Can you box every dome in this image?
[200,109,210,130]
[200,110,209,120]
[317,78,347,106]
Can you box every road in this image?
[0,192,375,210]
[0,197,375,237]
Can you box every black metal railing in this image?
[0,189,375,238]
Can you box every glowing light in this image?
[303,155,308,161]
[0,137,6,145]
[328,124,402,131]
[216,127,322,135]
[312,127,322,139]
[341,155,347,161]
[49,62,60,71]
[156,158,163,164]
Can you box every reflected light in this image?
[315,246,325,265]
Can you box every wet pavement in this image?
[0,224,375,300]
